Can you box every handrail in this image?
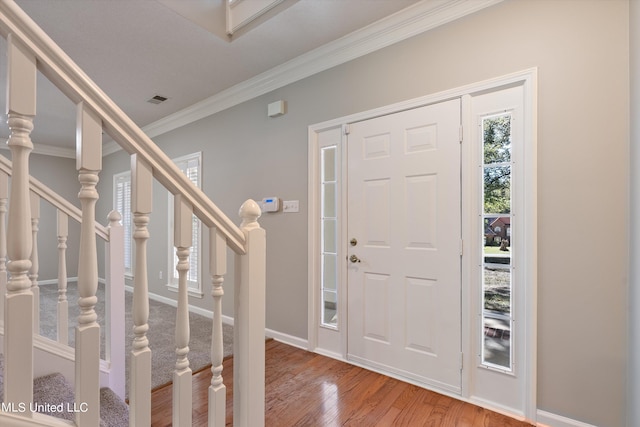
[0,0,246,254]
[0,153,109,240]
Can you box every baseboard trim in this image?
[536,410,597,427]
[124,286,309,350]
[265,329,308,350]
[39,277,79,286]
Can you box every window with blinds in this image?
[113,172,132,275]
[168,152,203,297]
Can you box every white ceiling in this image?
[0,0,496,155]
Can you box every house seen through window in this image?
[481,113,513,371]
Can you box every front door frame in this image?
[307,68,537,422]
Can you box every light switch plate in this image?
[283,200,299,213]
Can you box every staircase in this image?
[0,0,267,426]
[0,354,129,426]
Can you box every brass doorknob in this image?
[349,254,361,263]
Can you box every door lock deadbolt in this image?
[350,238,358,246]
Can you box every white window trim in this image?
[308,69,537,421]
[167,152,204,298]
[113,171,133,278]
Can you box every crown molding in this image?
[139,0,503,140]
[0,140,76,159]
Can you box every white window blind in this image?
[169,153,202,296]
[114,172,132,275]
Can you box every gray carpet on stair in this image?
[0,356,129,426]
[38,282,234,395]
[1,283,233,425]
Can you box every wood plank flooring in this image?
[150,340,534,426]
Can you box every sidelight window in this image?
[321,146,338,328]
[481,113,513,371]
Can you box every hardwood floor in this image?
[150,340,533,426]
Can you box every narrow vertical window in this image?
[321,146,338,327]
[481,113,513,370]
[114,172,132,276]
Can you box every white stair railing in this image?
[173,195,193,426]
[0,153,117,346]
[74,102,103,426]
[56,211,69,345]
[130,154,152,426]
[0,170,7,328]
[4,32,36,414]
[209,227,227,427]
[0,152,127,413]
[0,1,266,426]
[29,190,39,334]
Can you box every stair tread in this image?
[0,355,128,427]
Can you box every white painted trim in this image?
[309,69,537,133]
[123,285,308,351]
[0,411,78,426]
[313,347,343,362]
[306,126,319,352]
[166,282,205,299]
[469,396,526,422]
[123,285,211,319]
[308,68,537,422]
[100,0,503,154]
[536,410,597,427]
[38,276,79,286]
[265,328,308,350]
[0,141,75,159]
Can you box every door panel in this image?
[347,99,462,392]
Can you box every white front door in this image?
[346,99,462,392]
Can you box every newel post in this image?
[234,199,266,427]
[4,34,36,411]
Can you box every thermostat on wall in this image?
[261,197,279,213]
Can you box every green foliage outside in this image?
[483,115,511,214]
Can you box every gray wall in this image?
[26,153,81,282]
[93,1,629,425]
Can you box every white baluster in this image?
[57,210,69,345]
[29,190,40,334]
[106,210,126,399]
[4,34,36,413]
[209,227,226,427]
[0,170,8,329]
[234,199,266,427]
[130,154,152,426]
[75,102,102,426]
[173,194,193,427]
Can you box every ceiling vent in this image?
[147,95,168,104]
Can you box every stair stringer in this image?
[0,412,74,427]
[0,329,113,393]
